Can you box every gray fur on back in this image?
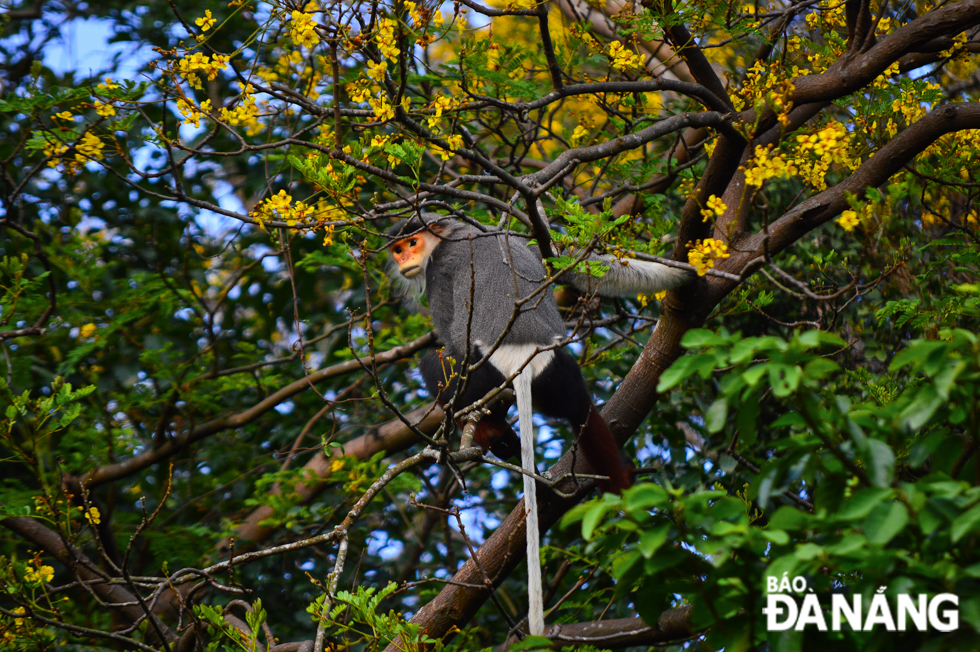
[388,213,692,356]
[390,215,565,354]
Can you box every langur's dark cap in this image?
[386,213,450,241]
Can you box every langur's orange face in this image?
[389,231,439,278]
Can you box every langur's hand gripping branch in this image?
[387,213,691,636]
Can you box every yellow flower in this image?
[376,18,400,60]
[570,124,589,146]
[196,10,216,32]
[687,239,730,276]
[85,506,101,525]
[445,134,464,151]
[368,96,394,122]
[43,140,69,168]
[54,111,74,121]
[433,10,445,27]
[608,41,643,71]
[176,52,229,90]
[24,564,55,585]
[744,145,798,187]
[366,59,387,81]
[431,144,453,161]
[75,132,105,163]
[177,99,205,127]
[96,77,119,93]
[218,87,262,135]
[837,210,860,232]
[701,194,726,222]
[346,81,371,103]
[80,323,97,338]
[290,10,321,49]
[94,101,116,117]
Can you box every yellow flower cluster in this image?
[426,95,457,128]
[84,506,101,525]
[794,122,860,189]
[44,132,106,174]
[368,96,394,122]
[94,100,116,117]
[805,2,846,30]
[43,140,68,165]
[431,144,453,161]
[891,83,940,125]
[687,239,730,276]
[570,124,589,146]
[96,77,119,93]
[744,145,798,187]
[837,210,860,232]
[290,10,320,49]
[608,41,644,71]
[797,122,851,163]
[701,194,727,222]
[377,18,400,60]
[367,59,387,81]
[404,1,424,24]
[219,86,261,135]
[445,134,463,151]
[254,190,316,229]
[177,98,213,127]
[23,564,54,585]
[346,80,371,103]
[79,323,97,338]
[1,607,27,644]
[177,52,229,90]
[322,223,337,247]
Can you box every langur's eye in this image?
[409,238,418,247]
[392,246,402,254]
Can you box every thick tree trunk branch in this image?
[794,0,980,104]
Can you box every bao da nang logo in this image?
[764,575,959,632]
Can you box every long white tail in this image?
[565,255,691,298]
[514,370,544,636]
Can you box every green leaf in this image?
[657,355,696,392]
[510,635,553,651]
[838,488,892,521]
[581,502,612,540]
[736,391,760,445]
[625,483,670,510]
[763,529,790,545]
[637,524,670,558]
[863,439,895,487]
[705,397,728,433]
[680,328,727,348]
[768,506,810,531]
[769,363,802,397]
[803,357,840,380]
[952,502,980,543]
[863,501,908,544]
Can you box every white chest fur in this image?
[484,343,556,380]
